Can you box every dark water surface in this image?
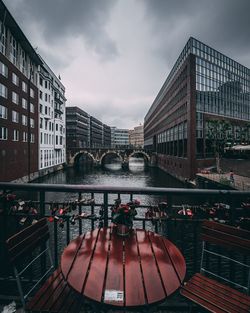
[34,165,184,189]
[33,164,185,206]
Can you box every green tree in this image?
[206,120,232,172]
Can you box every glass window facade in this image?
[190,38,250,158]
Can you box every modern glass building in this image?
[144,37,250,179]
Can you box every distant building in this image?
[103,124,111,148]
[129,124,144,148]
[39,57,66,174]
[144,37,250,180]
[66,106,111,156]
[111,127,129,148]
[90,116,103,148]
[0,1,42,181]
[66,106,90,152]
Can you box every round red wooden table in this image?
[61,227,186,307]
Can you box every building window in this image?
[22,81,27,92]
[20,49,27,75]
[40,117,43,128]
[22,114,27,126]
[0,127,7,140]
[30,103,34,113]
[9,34,17,65]
[0,61,8,77]
[23,131,28,142]
[0,105,7,119]
[30,118,35,128]
[0,83,7,98]
[31,133,35,143]
[12,110,19,123]
[13,129,19,141]
[12,91,19,104]
[12,73,19,86]
[30,88,34,98]
[22,98,27,109]
[39,91,43,100]
[0,21,7,55]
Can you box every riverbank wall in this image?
[12,163,66,183]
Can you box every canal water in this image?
[34,162,184,189]
[32,162,186,239]
[33,160,185,206]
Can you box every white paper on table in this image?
[104,290,124,301]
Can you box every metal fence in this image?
[1,182,250,305]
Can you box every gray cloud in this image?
[5,0,118,61]
[4,0,249,129]
[143,0,250,68]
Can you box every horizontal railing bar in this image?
[2,212,212,223]
[1,182,250,196]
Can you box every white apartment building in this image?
[111,127,129,148]
[39,57,66,171]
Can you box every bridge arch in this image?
[72,151,95,167]
[100,151,123,167]
[128,151,150,164]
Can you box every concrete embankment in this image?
[196,173,250,191]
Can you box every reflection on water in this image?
[129,157,145,172]
[103,155,122,170]
[104,162,122,171]
[33,163,185,206]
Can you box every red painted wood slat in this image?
[104,229,124,306]
[194,273,250,305]
[148,232,180,296]
[182,281,247,313]
[180,288,229,313]
[25,268,61,311]
[83,228,110,302]
[61,234,85,279]
[162,237,186,282]
[67,228,100,293]
[124,229,146,307]
[189,276,250,311]
[136,230,166,304]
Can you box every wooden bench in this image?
[6,218,83,312]
[180,220,250,313]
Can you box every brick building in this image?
[0,1,41,181]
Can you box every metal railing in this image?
[1,182,250,305]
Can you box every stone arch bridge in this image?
[67,148,153,167]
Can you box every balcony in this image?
[0,182,250,312]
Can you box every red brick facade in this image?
[0,53,39,181]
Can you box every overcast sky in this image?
[5,0,250,129]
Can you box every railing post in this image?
[54,220,58,268]
[103,192,108,227]
[39,191,46,274]
[229,196,237,226]
[166,195,172,237]
[39,191,45,217]
[91,192,95,230]
[78,192,82,235]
